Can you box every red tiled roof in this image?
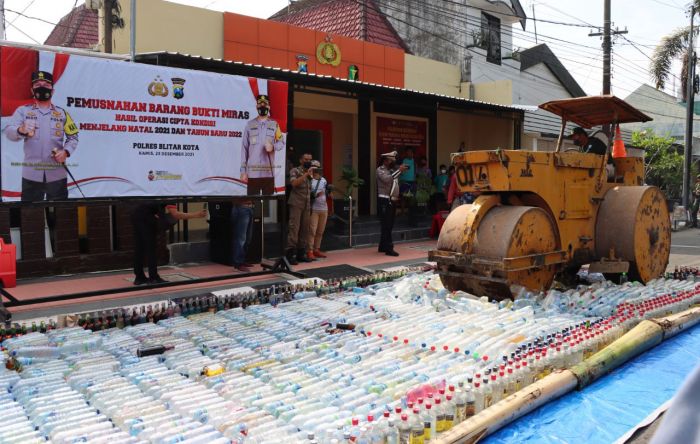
[44,4,98,49]
[270,0,409,52]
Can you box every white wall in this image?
[514,62,572,104]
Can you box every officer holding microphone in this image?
[3,70,79,201]
[286,153,315,264]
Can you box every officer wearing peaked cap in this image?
[376,151,408,256]
[3,70,79,201]
[240,94,285,196]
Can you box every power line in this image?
[447,1,681,93]
[371,0,612,92]
[4,5,90,46]
[7,0,37,26]
[515,1,670,83]
[4,7,61,27]
[393,0,607,55]
[649,0,686,10]
[368,0,688,109]
[4,19,41,44]
[369,0,589,91]
[437,0,599,28]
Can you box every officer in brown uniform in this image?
[376,151,408,256]
[287,153,314,264]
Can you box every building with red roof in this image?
[44,4,98,49]
[269,0,410,53]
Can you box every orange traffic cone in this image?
[612,124,627,158]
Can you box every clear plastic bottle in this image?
[409,408,425,444]
[481,378,493,410]
[421,403,436,442]
[443,395,455,432]
[398,414,411,444]
[489,374,502,404]
[433,398,446,433]
[472,381,484,414]
[385,419,399,444]
[453,383,467,425]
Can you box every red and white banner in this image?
[0,46,288,201]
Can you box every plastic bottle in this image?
[472,381,484,414]
[421,403,436,442]
[409,408,425,444]
[385,419,399,444]
[398,414,411,444]
[482,377,494,410]
[453,383,467,425]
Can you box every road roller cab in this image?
[430,95,671,300]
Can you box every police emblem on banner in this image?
[316,35,341,67]
[172,78,186,99]
[348,65,359,81]
[148,76,169,97]
[296,55,309,73]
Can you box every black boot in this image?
[297,249,312,263]
[286,249,298,265]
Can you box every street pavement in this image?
[668,228,700,269]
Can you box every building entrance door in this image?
[291,119,333,184]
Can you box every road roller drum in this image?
[595,186,671,283]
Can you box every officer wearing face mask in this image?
[3,70,79,201]
[240,94,285,196]
[286,153,314,265]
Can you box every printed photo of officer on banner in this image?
[240,78,286,196]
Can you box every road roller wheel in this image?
[595,186,671,283]
[436,204,560,300]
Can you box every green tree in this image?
[635,129,690,200]
[649,1,700,101]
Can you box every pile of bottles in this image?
[1,270,699,443]
[1,320,57,340]
[664,265,700,281]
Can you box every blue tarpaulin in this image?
[486,324,700,444]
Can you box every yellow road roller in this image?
[429,95,671,300]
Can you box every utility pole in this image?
[683,5,696,210]
[588,0,628,95]
[0,0,5,40]
[103,0,112,53]
[589,0,627,136]
[532,3,538,44]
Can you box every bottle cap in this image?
[352,418,359,426]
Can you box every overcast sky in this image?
[1,0,692,99]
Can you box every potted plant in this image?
[414,174,433,216]
[332,166,365,222]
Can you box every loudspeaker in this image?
[208,201,233,265]
[208,201,263,266]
